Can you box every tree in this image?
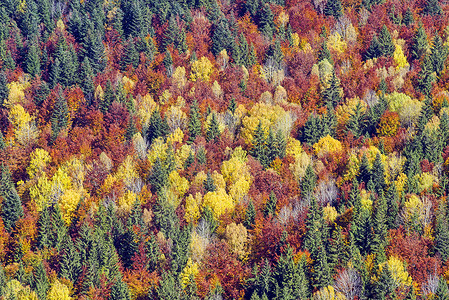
[26,41,40,77]
[101,80,115,113]
[121,39,139,70]
[379,25,395,57]
[324,0,342,17]
[251,121,267,167]
[435,204,449,261]
[424,0,442,15]
[147,110,169,144]
[370,193,388,255]
[435,277,449,299]
[148,158,168,193]
[204,172,216,192]
[371,153,386,194]
[302,113,320,145]
[212,18,233,56]
[411,23,428,61]
[301,164,316,199]
[60,236,81,283]
[162,16,178,51]
[346,101,366,138]
[206,113,220,142]
[51,89,69,142]
[386,183,399,229]
[417,55,436,96]
[188,100,201,143]
[258,4,275,37]
[80,57,95,104]
[430,34,448,76]
[0,165,23,231]
[365,35,382,60]
[264,191,277,217]
[49,58,61,87]
[403,8,414,26]
[318,41,333,64]
[0,72,8,107]
[322,71,342,107]
[244,199,256,229]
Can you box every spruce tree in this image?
[206,113,220,142]
[50,89,69,142]
[417,55,436,96]
[435,204,449,261]
[212,18,233,55]
[60,236,82,282]
[147,110,169,144]
[0,165,23,232]
[264,191,277,217]
[258,4,275,37]
[37,206,51,249]
[121,39,139,70]
[386,183,399,229]
[148,158,168,193]
[0,131,4,150]
[358,154,371,184]
[370,193,388,254]
[251,121,267,168]
[403,8,414,26]
[302,113,320,145]
[34,81,50,107]
[435,277,449,299]
[379,25,395,57]
[424,0,442,15]
[411,23,428,61]
[80,57,95,104]
[324,0,342,17]
[163,50,173,76]
[101,80,115,113]
[187,101,202,143]
[318,41,333,64]
[301,164,316,199]
[322,71,342,107]
[346,101,366,138]
[430,34,448,76]
[49,58,61,87]
[365,35,382,60]
[31,261,49,299]
[371,152,386,194]
[162,16,177,51]
[244,199,256,229]
[26,42,40,77]
[228,97,236,114]
[0,72,8,107]
[204,172,216,192]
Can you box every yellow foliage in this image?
[116,155,139,189]
[193,171,207,187]
[384,256,412,287]
[336,97,367,126]
[394,173,407,195]
[384,153,406,186]
[6,80,30,107]
[291,32,300,48]
[166,128,184,145]
[185,193,203,224]
[323,204,338,223]
[415,172,437,193]
[327,32,347,54]
[225,222,248,261]
[119,190,138,212]
[313,135,343,158]
[180,258,199,289]
[147,137,168,165]
[313,285,346,300]
[221,150,252,197]
[9,104,33,129]
[211,171,226,191]
[175,144,193,169]
[59,189,82,225]
[173,66,187,89]
[286,137,303,159]
[393,43,409,70]
[403,194,422,221]
[137,94,158,128]
[385,92,423,126]
[360,189,373,211]
[27,148,51,179]
[4,280,39,300]
[122,76,135,94]
[169,170,189,198]
[133,132,147,160]
[425,115,440,133]
[344,152,360,182]
[190,56,214,82]
[212,80,223,99]
[47,279,72,300]
[189,230,209,262]
[290,151,312,182]
[202,189,234,219]
[159,89,171,104]
[229,176,251,201]
[241,102,287,144]
[94,85,104,102]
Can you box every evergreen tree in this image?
[34,81,50,107]
[162,16,178,51]
[244,199,256,229]
[147,110,169,144]
[50,89,68,142]
[435,204,449,261]
[358,154,371,184]
[196,146,206,165]
[403,8,414,26]
[417,55,436,96]
[328,226,344,272]
[365,35,382,60]
[258,4,275,37]
[163,50,173,76]
[371,152,386,194]
[348,178,361,208]
[188,100,202,143]
[203,172,216,192]
[26,42,40,77]
[206,113,220,142]
[346,101,366,138]
[264,191,277,217]
[121,39,139,70]
[370,193,388,255]
[430,34,448,76]
[49,58,61,87]
[324,0,342,17]
[379,25,395,57]
[301,164,316,199]
[80,57,95,104]
[0,131,4,150]
[31,261,49,299]
[302,113,320,145]
[251,121,267,168]
[86,31,106,74]
[411,23,428,61]
[37,206,51,249]
[0,165,23,232]
[60,236,82,283]
[101,80,115,113]
[351,205,372,256]
[386,183,399,229]
[148,158,168,193]
[0,72,8,107]
[424,0,442,15]
[322,71,342,107]
[318,41,333,64]
[435,277,449,300]
[228,97,236,114]
[110,278,131,300]
[212,18,233,55]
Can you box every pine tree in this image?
[87,31,106,74]
[49,58,61,87]
[0,165,23,231]
[162,16,177,51]
[37,206,51,249]
[148,158,168,193]
[206,113,220,142]
[121,39,139,70]
[411,23,428,61]
[430,34,448,76]
[348,178,361,208]
[80,57,95,104]
[346,101,366,138]
[301,164,316,199]
[60,236,82,282]
[51,89,69,142]
[371,193,388,254]
[371,153,386,194]
[264,191,277,217]
[302,113,320,145]
[31,261,49,299]
[358,154,371,184]
[212,18,233,55]
[26,42,40,77]
[365,35,382,60]
[435,277,449,299]
[110,278,131,300]
[324,0,342,17]
[0,72,8,107]
[101,80,115,113]
[258,4,275,37]
[163,50,173,76]
[379,25,395,57]
[386,183,399,229]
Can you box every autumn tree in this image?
[0,165,23,231]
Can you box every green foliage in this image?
[301,164,316,199]
[121,39,139,70]
[244,199,256,229]
[206,113,220,142]
[378,25,395,57]
[0,72,8,107]
[411,23,428,61]
[204,172,216,192]
[147,110,169,144]
[430,34,448,76]
[424,0,442,15]
[365,35,382,60]
[51,89,69,142]
[188,100,202,143]
[324,0,342,17]
[264,191,277,217]
[0,165,23,231]
[25,42,40,77]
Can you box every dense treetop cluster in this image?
[1,0,449,299]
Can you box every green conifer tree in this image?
[371,153,386,194]
[417,55,436,96]
[206,113,220,142]
[403,8,414,26]
[379,25,395,57]
[324,0,342,17]
[212,18,233,55]
[26,42,40,77]
[0,165,23,232]
[424,0,442,15]
[147,110,169,144]
[318,41,333,64]
[0,72,8,107]
[358,154,371,184]
[264,191,277,217]
[50,89,68,142]
[121,39,139,70]
[101,80,115,113]
[322,71,342,107]
[204,172,216,192]
[365,35,382,60]
[301,164,316,199]
[435,277,449,299]
[251,121,268,168]
[49,58,61,87]
[430,34,448,76]
[244,199,256,229]
[411,23,428,61]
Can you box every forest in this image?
[0,0,449,298]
